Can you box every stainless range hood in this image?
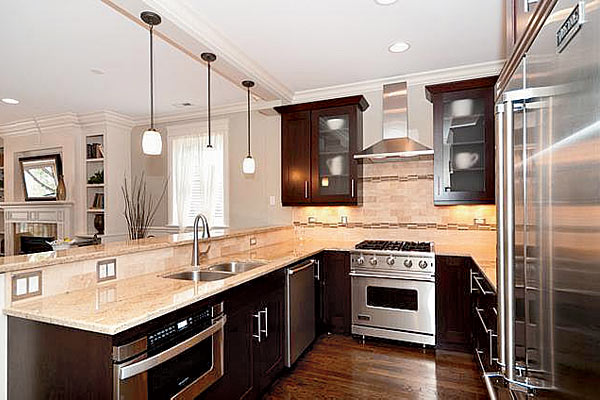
[354,82,433,162]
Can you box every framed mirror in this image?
[19,154,63,201]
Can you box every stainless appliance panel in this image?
[496,1,600,398]
[524,0,600,397]
[285,259,316,367]
[113,305,225,399]
[351,274,435,337]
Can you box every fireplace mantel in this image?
[0,201,74,255]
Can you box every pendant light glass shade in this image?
[242,155,255,174]
[140,11,162,155]
[242,80,256,175]
[142,128,162,155]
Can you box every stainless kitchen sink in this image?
[208,261,266,273]
[164,270,234,282]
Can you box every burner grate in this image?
[355,240,432,252]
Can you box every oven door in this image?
[351,273,435,335]
[114,315,226,400]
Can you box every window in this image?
[168,121,227,228]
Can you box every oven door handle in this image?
[349,272,434,281]
[118,315,226,381]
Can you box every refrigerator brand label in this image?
[557,2,584,53]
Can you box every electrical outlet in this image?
[341,216,348,225]
[269,196,276,206]
[97,259,117,282]
[249,237,257,246]
[308,216,316,224]
[12,271,42,301]
[474,218,486,225]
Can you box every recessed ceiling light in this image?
[374,0,398,5]
[1,98,19,105]
[388,41,410,53]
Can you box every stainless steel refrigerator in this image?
[493,0,599,398]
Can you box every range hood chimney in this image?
[354,82,433,162]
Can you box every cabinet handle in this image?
[351,178,355,197]
[253,312,262,343]
[304,181,308,199]
[260,307,268,338]
[314,260,320,281]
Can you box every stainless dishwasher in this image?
[285,258,317,367]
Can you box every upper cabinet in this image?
[505,0,540,57]
[425,77,497,206]
[275,96,369,206]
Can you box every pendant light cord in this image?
[149,25,154,130]
[207,61,212,148]
[247,85,251,156]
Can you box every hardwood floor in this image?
[263,335,488,399]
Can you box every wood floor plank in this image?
[263,335,487,400]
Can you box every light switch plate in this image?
[97,259,117,282]
[269,196,276,206]
[12,271,42,301]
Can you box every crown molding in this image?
[132,99,282,126]
[292,60,505,103]
[0,111,134,137]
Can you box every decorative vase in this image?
[94,214,104,235]
[56,175,66,200]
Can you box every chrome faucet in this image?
[192,214,211,267]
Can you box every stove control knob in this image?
[403,259,413,268]
[419,260,428,269]
[357,256,365,266]
[386,256,395,266]
[369,257,378,266]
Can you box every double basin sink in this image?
[164,261,266,282]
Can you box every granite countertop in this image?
[0,225,290,274]
[4,238,496,335]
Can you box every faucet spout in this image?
[192,213,211,266]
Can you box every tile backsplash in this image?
[293,159,496,231]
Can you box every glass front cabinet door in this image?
[310,106,359,204]
[275,96,368,206]
[426,77,497,205]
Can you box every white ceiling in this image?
[170,0,505,92]
[0,0,505,126]
[0,0,245,125]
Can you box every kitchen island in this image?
[2,224,496,399]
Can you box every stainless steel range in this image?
[350,240,436,345]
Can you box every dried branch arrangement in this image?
[122,173,168,240]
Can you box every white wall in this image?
[130,110,292,230]
[2,126,85,234]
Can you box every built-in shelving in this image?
[85,133,105,236]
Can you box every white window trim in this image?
[166,119,229,229]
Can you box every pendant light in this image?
[140,11,162,155]
[201,52,217,149]
[242,80,256,174]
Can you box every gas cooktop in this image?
[355,240,433,253]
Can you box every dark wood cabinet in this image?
[470,265,498,373]
[281,111,312,205]
[203,301,255,400]
[320,251,351,334]
[425,77,498,205]
[253,283,285,393]
[435,255,473,351]
[207,269,285,399]
[275,96,368,206]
